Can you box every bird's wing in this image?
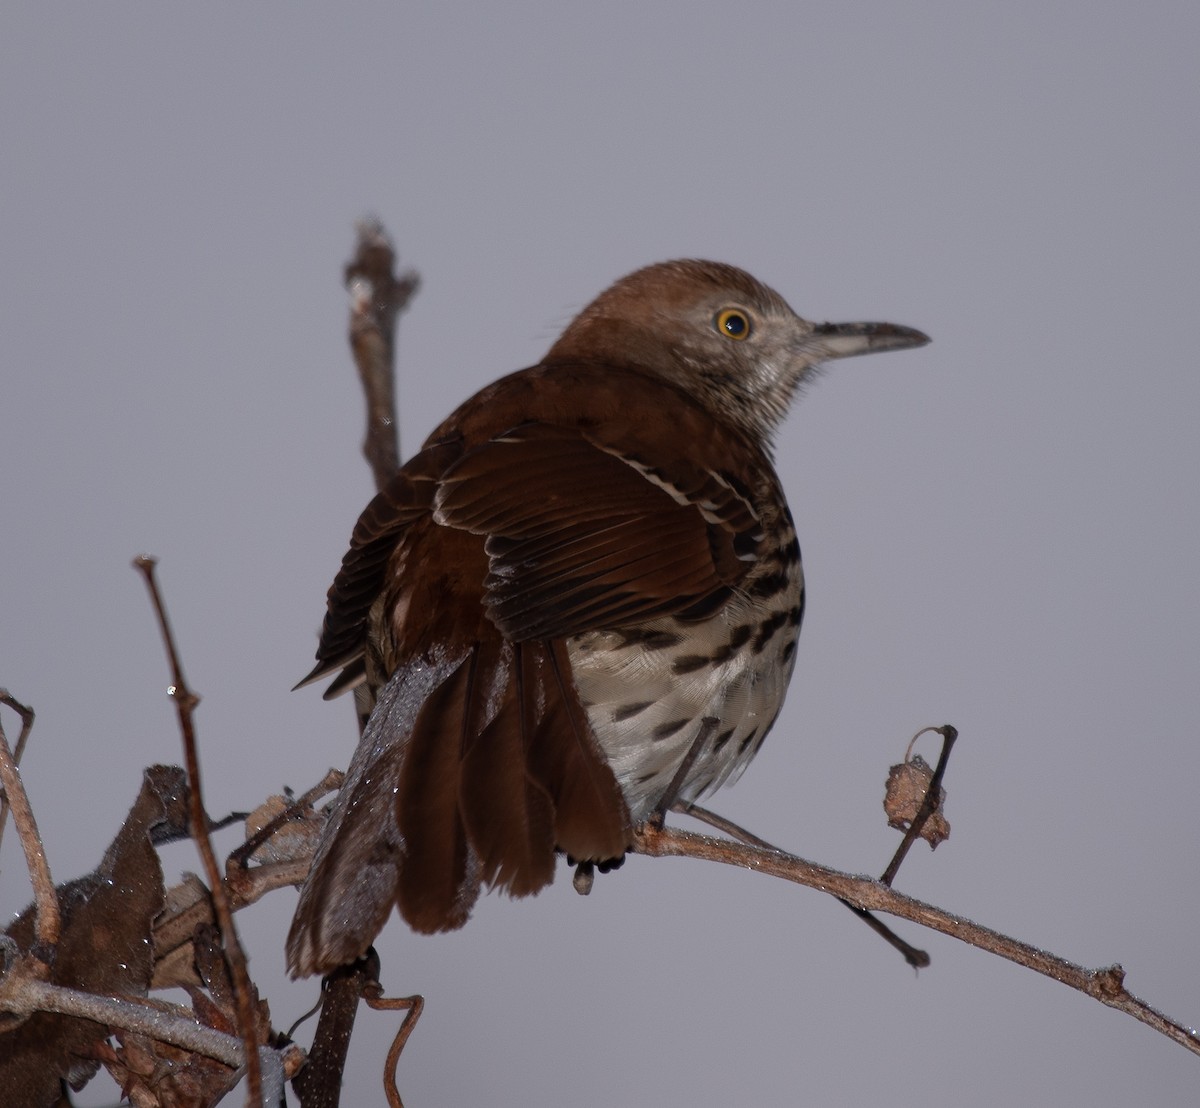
[294,438,464,696]
[433,420,763,641]
[290,415,762,949]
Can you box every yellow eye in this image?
[715,308,752,340]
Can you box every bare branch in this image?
[0,693,58,956]
[0,974,244,1067]
[880,724,957,886]
[228,769,342,874]
[635,821,1200,1057]
[0,973,300,1105]
[0,690,34,853]
[833,723,958,969]
[292,950,381,1108]
[681,802,930,969]
[344,219,419,491]
[132,556,264,1106]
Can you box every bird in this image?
[286,259,928,977]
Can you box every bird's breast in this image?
[567,528,804,822]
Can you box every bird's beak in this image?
[805,320,930,361]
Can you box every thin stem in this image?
[880,724,957,887]
[344,219,419,492]
[0,690,35,852]
[681,803,929,968]
[0,693,58,954]
[133,555,264,1106]
[636,822,1200,1057]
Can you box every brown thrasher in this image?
[287,259,928,976]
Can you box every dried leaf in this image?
[102,922,277,1108]
[244,793,324,865]
[99,996,236,1108]
[151,875,215,990]
[189,921,272,1043]
[884,754,950,848]
[0,765,189,1106]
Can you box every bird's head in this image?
[546,259,929,442]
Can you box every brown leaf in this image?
[0,765,188,1106]
[103,924,277,1108]
[101,997,235,1108]
[884,754,950,848]
[151,874,216,990]
[243,793,324,864]
[189,921,272,1045]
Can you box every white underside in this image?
[567,576,802,824]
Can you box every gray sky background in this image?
[3,5,1199,1106]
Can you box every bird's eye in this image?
[715,308,752,340]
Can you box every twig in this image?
[344,219,419,491]
[222,1044,294,1108]
[0,974,295,1105]
[226,858,316,911]
[0,692,59,956]
[880,724,957,887]
[835,898,931,969]
[133,556,264,1106]
[832,723,959,970]
[0,690,35,852]
[227,769,343,872]
[292,950,381,1108]
[0,975,245,1066]
[681,803,930,969]
[635,821,1200,1057]
[365,985,424,1108]
[676,801,786,851]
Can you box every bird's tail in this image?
[286,638,630,977]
